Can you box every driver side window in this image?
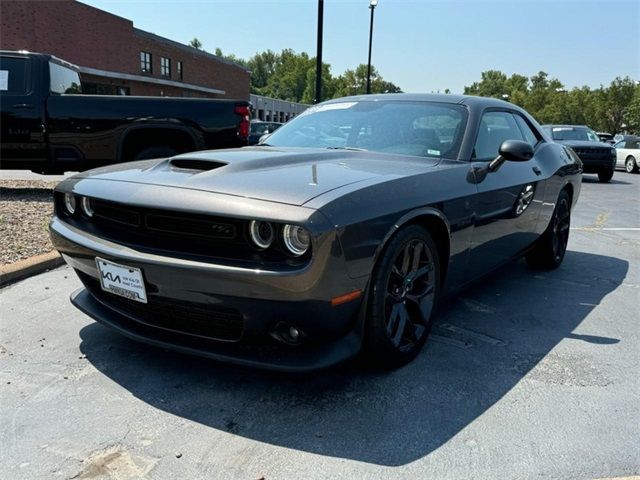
[473,111,525,161]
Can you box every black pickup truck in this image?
[0,51,251,174]
[543,124,617,182]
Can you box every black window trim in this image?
[470,107,545,162]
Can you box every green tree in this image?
[623,86,640,133]
[599,77,637,133]
[189,37,202,50]
[214,48,247,68]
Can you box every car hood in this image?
[554,140,612,149]
[71,147,440,206]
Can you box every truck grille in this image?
[572,147,612,161]
[80,272,244,341]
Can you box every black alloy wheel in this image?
[364,225,440,367]
[526,190,571,270]
[550,194,571,263]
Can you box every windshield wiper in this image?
[325,146,368,152]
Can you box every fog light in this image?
[288,326,300,341]
[80,197,94,218]
[271,322,304,345]
[63,193,76,215]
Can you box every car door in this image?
[467,110,547,275]
[613,140,625,168]
[0,54,47,169]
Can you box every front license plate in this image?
[96,257,147,304]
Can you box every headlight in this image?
[282,224,310,256]
[63,193,76,215]
[248,220,275,249]
[80,197,94,218]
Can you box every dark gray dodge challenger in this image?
[50,94,582,371]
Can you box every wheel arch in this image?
[118,124,201,162]
[373,208,451,287]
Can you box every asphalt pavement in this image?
[1,170,639,479]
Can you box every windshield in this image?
[551,126,600,142]
[265,100,468,159]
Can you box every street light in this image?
[366,0,378,95]
[315,0,324,103]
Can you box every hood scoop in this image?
[169,158,227,171]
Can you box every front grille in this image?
[572,147,612,161]
[80,272,244,341]
[92,199,238,240]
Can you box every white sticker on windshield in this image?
[315,102,357,112]
[428,149,441,156]
[553,127,573,131]
[0,71,8,91]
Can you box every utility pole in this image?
[315,0,324,103]
[366,0,378,94]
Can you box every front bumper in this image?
[51,217,368,371]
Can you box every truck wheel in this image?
[526,190,571,270]
[134,146,178,161]
[625,156,639,174]
[363,225,440,369]
[597,168,614,182]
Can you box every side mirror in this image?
[499,140,534,161]
[489,140,534,172]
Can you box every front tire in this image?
[363,225,440,368]
[526,190,571,270]
[598,167,614,182]
[625,156,639,174]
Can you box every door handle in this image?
[12,103,34,109]
[532,166,542,175]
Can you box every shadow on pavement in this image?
[581,176,632,185]
[78,250,628,466]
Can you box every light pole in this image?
[366,0,378,94]
[315,0,324,103]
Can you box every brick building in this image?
[0,0,250,99]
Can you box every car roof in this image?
[321,92,517,109]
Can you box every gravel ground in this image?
[0,180,59,265]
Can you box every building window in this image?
[160,57,171,77]
[140,51,152,73]
[177,61,183,80]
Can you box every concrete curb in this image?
[0,251,64,287]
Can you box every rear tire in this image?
[526,190,571,270]
[625,156,639,174]
[363,225,441,369]
[598,168,614,182]
[134,146,179,161]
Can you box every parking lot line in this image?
[571,227,640,231]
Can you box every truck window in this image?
[49,61,81,94]
[0,56,31,95]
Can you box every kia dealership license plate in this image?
[96,257,147,304]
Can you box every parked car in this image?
[597,132,615,144]
[0,51,251,174]
[543,124,617,182]
[248,120,283,145]
[50,94,582,371]
[614,136,640,173]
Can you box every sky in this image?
[83,0,639,94]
